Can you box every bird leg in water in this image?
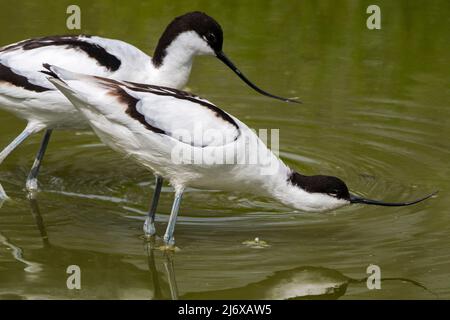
[144,175,163,236]
[26,129,53,196]
[163,251,179,300]
[0,123,43,199]
[162,188,184,247]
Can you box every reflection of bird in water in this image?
[0,197,47,277]
[1,198,437,300]
[147,249,436,300]
[181,266,350,300]
[179,266,435,300]
[28,197,50,248]
[0,198,167,299]
[145,240,178,300]
[0,231,43,274]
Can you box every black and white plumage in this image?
[45,64,436,247]
[0,11,300,198]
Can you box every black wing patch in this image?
[0,63,51,93]
[1,35,121,72]
[123,81,240,130]
[108,86,166,134]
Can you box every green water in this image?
[0,0,449,299]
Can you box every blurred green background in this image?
[0,0,449,299]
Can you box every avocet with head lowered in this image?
[44,64,436,247]
[0,11,298,199]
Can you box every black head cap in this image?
[288,171,351,200]
[153,11,223,67]
[287,171,437,207]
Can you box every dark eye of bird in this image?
[207,32,216,42]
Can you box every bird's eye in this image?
[328,192,338,197]
[206,32,216,42]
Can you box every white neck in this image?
[272,179,348,212]
[254,162,349,213]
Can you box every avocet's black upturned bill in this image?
[45,64,436,247]
[0,11,298,199]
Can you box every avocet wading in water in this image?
[44,64,436,247]
[0,11,298,199]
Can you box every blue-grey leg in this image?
[0,126,37,163]
[0,124,41,199]
[143,175,163,236]
[163,188,184,246]
[26,129,53,194]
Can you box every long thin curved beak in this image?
[349,191,437,207]
[215,51,301,104]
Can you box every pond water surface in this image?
[0,0,449,299]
